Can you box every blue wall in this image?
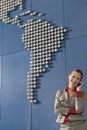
[0,0,87,130]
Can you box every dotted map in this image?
[0,0,67,103]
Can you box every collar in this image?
[65,86,76,99]
[65,86,76,92]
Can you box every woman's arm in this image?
[82,92,87,102]
[75,83,85,113]
[54,90,84,115]
[75,91,84,113]
[54,90,74,116]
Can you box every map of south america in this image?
[0,0,67,103]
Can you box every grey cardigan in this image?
[54,89,87,124]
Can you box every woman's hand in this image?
[76,82,83,91]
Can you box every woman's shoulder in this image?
[82,91,87,101]
[82,91,87,96]
[82,91,87,95]
[56,89,65,96]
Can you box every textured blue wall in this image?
[0,0,87,130]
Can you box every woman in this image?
[54,69,87,130]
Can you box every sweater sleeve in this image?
[75,91,84,113]
[68,108,76,114]
[64,115,70,122]
[64,108,76,122]
[76,91,82,98]
[54,90,70,116]
[82,92,87,102]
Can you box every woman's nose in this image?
[73,78,77,82]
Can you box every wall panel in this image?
[31,0,66,130]
[1,51,31,130]
[66,36,87,124]
[64,0,87,38]
[3,24,24,55]
[2,0,31,55]
[32,48,66,130]
[0,22,3,55]
[0,56,2,130]
[66,36,87,77]
[32,0,63,25]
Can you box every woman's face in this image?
[68,71,82,87]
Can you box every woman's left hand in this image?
[76,82,83,91]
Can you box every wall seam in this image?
[62,0,67,84]
[30,0,32,130]
[0,22,5,130]
[0,49,27,57]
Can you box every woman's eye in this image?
[72,75,75,78]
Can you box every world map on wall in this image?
[0,0,67,104]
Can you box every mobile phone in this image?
[77,83,81,87]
